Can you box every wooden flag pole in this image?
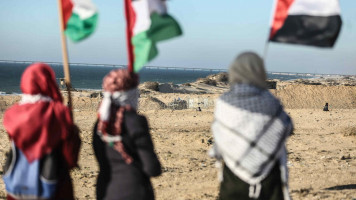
[57,0,73,112]
[124,0,134,73]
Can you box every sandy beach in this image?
[1,76,356,200]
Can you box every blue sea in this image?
[0,62,316,94]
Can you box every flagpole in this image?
[124,0,134,73]
[57,0,73,112]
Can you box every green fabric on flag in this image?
[132,33,158,73]
[65,13,98,42]
[132,12,182,72]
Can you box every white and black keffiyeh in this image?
[211,84,293,199]
[96,68,139,164]
[98,89,139,122]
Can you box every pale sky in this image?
[0,0,355,74]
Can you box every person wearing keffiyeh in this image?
[93,69,161,200]
[3,63,81,200]
[210,52,293,200]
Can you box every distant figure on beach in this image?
[93,69,161,200]
[210,52,293,200]
[323,103,329,111]
[2,63,81,200]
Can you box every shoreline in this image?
[1,76,355,112]
[1,74,355,96]
[1,73,356,111]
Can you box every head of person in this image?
[228,52,267,89]
[20,63,63,102]
[3,63,73,163]
[101,69,139,110]
[98,68,139,132]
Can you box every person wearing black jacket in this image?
[93,69,161,200]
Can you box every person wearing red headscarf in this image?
[93,69,161,200]
[3,63,81,200]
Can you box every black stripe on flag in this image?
[270,15,342,48]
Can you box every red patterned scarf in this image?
[97,69,139,164]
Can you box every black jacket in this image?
[93,111,161,200]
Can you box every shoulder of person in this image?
[124,110,147,121]
[124,111,149,134]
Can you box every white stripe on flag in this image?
[288,0,341,16]
[132,0,167,35]
[72,0,97,19]
[132,0,151,35]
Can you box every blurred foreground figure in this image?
[3,63,81,200]
[210,52,293,200]
[93,69,161,200]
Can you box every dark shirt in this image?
[219,162,283,200]
[93,111,161,200]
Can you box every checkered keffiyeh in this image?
[97,69,139,164]
[211,84,293,199]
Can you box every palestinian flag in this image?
[62,0,98,42]
[125,0,183,72]
[269,0,342,47]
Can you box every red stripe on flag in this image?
[269,0,295,39]
[124,0,136,72]
[62,0,74,30]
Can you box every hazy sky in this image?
[0,1,355,74]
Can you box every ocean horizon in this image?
[0,61,338,94]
